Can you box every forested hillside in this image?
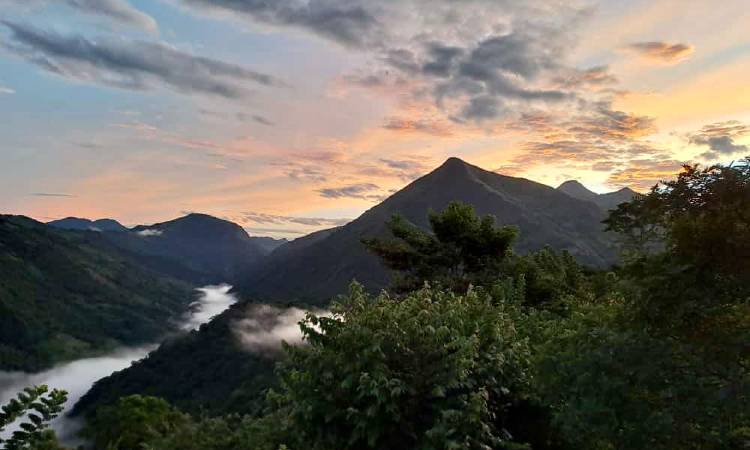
[57,159,749,450]
[0,215,195,371]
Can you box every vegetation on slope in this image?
[0,216,196,371]
[11,158,748,449]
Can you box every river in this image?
[0,284,237,444]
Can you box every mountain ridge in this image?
[48,217,129,232]
[240,157,619,303]
[557,180,637,211]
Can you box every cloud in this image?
[31,192,76,197]
[136,228,162,237]
[65,0,158,32]
[182,1,586,122]
[249,114,274,126]
[0,86,14,94]
[688,120,749,159]
[607,159,684,191]
[1,21,281,98]
[507,102,659,172]
[184,0,380,48]
[567,103,655,141]
[552,66,618,89]
[4,0,158,32]
[238,211,350,227]
[382,117,453,136]
[625,41,694,64]
[232,304,330,354]
[317,182,381,200]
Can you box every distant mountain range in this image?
[48,217,129,232]
[239,157,623,303]
[0,213,289,370]
[557,180,636,211]
[48,213,286,285]
[103,213,274,285]
[0,215,195,371]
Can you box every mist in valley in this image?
[0,284,238,444]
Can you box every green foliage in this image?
[0,215,196,371]
[532,158,750,449]
[272,283,533,450]
[75,161,750,450]
[84,395,283,450]
[0,385,67,450]
[531,297,749,450]
[363,202,518,293]
[605,158,750,279]
[84,395,190,450]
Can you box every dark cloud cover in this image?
[183,0,381,48]
[181,0,583,121]
[689,120,749,159]
[1,21,281,98]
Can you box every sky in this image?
[1,0,748,238]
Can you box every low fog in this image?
[0,346,156,444]
[181,284,237,331]
[233,304,331,354]
[0,284,236,445]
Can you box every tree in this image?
[533,158,750,449]
[83,395,190,450]
[605,157,750,280]
[0,385,67,450]
[272,283,538,450]
[363,202,518,293]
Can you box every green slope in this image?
[0,215,196,371]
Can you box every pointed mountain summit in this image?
[557,180,637,211]
[557,180,598,202]
[240,157,619,303]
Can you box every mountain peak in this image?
[48,216,128,232]
[442,156,468,166]
[432,157,477,179]
[557,180,598,201]
[558,180,586,188]
[557,180,636,211]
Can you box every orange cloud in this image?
[624,41,695,64]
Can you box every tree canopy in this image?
[363,202,518,293]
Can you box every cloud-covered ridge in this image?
[1,21,281,98]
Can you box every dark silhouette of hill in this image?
[48,217,129,232]
[102,213,269,285]
[240,157,619,304]
[557,180,637,211]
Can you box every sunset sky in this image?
[1,0,749,237]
